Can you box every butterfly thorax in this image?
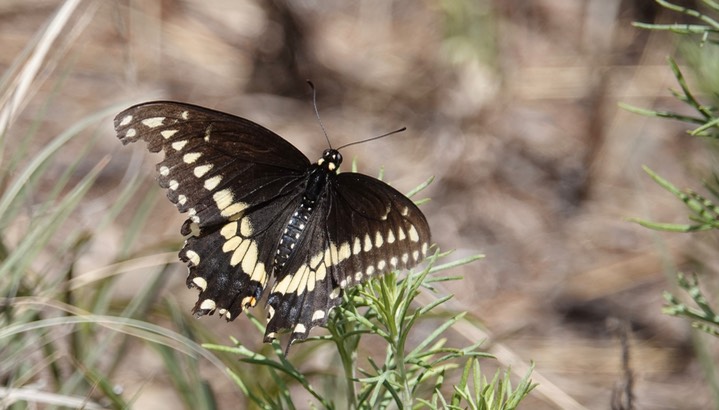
[272,149,343,273]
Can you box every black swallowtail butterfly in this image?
[114,101,431,350]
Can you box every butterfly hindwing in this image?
[183,189,305,320]
[332,173,431,280]
[264,172,431,346]
[264,192,344,344]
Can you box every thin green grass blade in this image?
[407,175,435,198]
[0,156,110,281]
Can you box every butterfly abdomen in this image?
[274,196,313,271]
[273,152,340,273]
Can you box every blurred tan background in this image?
[3,0,718,408]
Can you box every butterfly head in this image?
[317,149,343,173]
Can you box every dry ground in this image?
[2,0,718,408]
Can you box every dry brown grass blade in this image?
[67,251,178,291]
[0,0,79,135]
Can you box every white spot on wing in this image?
[408,225,420,242]
[221,202,247,218]
[241,242,259,274]
[125,128,136,138]
[185,249,201,265]
[222,236,242,253]
[171,140,188,151]
[273,274,292,295]
[161,129,178,139]
[194,164,213,177]
[204,175,222,190]
[142,117,165,128]
[192,277,207,290]
[316,264,327,281]
[240,218,253,237]
[338,242,351,261]
[250,263,267,285]
[398,227,407,241]
[183,152,202,164]
[293,323,307,334]
[329,287,341,299]
[188,208,196,217]
[159,166,169,176]
[213,189,234,210]
[375,231,384,248]
[220,221,238,239]
[199,299,216,311]
[297,265,311,295]
[323,242,337,266]
[312,310,325,321]
[286,268,305,295]
[387,229,396,244]
[119,115,133,126]
[363,234,372,252]
[310,252,324,269]
[230,239,250,267]
[306,269,316,292]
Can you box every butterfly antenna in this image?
[307,80,332,149]
[336,127,407,151]
[307,81,406,151]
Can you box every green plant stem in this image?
[393,334,412,408]
[656,0,719,29]
[692,328,719,405]
[667,57,714,120]
[337,338,357,409]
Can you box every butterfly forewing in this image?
[114,100,432,351]
[115,102,310,225]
